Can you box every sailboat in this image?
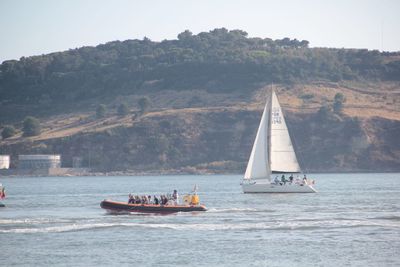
[241,90,316,193]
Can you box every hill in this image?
[1,29,400,173]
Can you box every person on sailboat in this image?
[289,174,294,184]
[281,175,286,185]
[273,176,280,185]
[302,175,308,185]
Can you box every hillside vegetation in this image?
[1,28,400,122]
[1,29,400,173]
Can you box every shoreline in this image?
[1,169,400,177]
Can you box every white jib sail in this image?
[270,91,301,173]
[244,100,271,180]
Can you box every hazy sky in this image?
[0,0,399,63]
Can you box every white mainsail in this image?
[270,91,301,173]
[244,98,270,180]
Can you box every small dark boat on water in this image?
[0,183,5,207]
[100,199,207,214]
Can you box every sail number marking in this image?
[271,107,282,124]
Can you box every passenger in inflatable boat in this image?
[172,190,179,205]
[154,195,159,205]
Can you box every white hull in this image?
[241,181,316,193]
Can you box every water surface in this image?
[1,174,399,266]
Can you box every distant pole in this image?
[381,19,384,52]
[88,145,91,169]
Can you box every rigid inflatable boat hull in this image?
[100,200,207,213]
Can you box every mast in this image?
[267,87,272,175]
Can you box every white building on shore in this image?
[0,155,10,169]
[18,155,61,169]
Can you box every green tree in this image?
[117,103,129,116]
[1,125,16,139]
[177,30,193,41]
[317,105,330,120]
[300,40,309,48]
[334,93,345,103]
[333,101,343,114]
[138,97,151,114]
[96,104,106,118]
[22,116,41,136]
[333,93,346,114]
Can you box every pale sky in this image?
[0,0,399,63]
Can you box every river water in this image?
[0,173,399,266]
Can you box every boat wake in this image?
[1,218,398,234]
[0,218,71,225]
[207,207,260,213]
[371,215,400,221]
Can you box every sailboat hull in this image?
[241,182,316,193]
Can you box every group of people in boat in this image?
[273,174,310,186]
[128,190,179,206]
